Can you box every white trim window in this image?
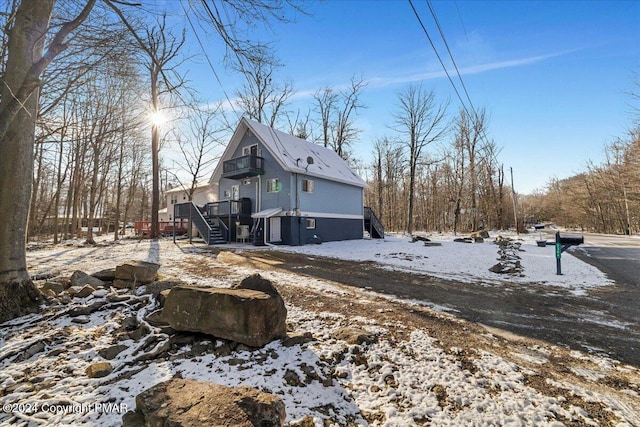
[305,218,316,229]
[242,144,259,156]
[266,178,280,193]
[302,179,314,193]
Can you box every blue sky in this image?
[181,0,639,194]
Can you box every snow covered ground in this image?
[1,233,638,426]
[280,231,612,294]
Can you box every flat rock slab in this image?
[161,285,287,347]
[123,379,285,427]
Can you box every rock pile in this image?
[489,236,524,275]
[31,263,294,426]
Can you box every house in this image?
[174,118,383,245]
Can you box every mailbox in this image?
[557,234,584,246]
[554,232,584,275]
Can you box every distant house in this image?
[136,182,217,237]
[159,182,217,222]
[174,118,383,245]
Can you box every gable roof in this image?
[210,118,367,188]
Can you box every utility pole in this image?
[510,167,519,236]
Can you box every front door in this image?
[269,217,281,242]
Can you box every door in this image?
[269,217,281,242]
[231,185,239,213]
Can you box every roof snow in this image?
[212,118,367,188]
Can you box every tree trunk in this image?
[0,0,54,322]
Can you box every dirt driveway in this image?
[242,250,640,367]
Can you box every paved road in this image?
[261,233,640,366]
[578,232,640,287]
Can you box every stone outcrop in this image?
[113,261,160,289]
[161,275,287,347]
[122,379,285,427]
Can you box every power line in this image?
[181,0,238,126]
[407,0,473,122]
[426,0,477,120]
[409,0,502,166]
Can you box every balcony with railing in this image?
[222,154,264,179]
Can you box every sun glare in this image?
[149,110,167,127]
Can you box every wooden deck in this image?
[134,221,188,237]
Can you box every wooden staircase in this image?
[205,217,227,245]
[364,207,384,239]
[174,202,229,245]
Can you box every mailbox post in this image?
[555,231,584,275]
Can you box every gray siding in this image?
[296,174,363,216]
[282,217,363,245]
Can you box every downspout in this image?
[257,176,261,212]
[295,172,301,245]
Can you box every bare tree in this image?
[392,84,449,235]
[234,51,295,127]
[171,104,226,199]
[106,8,186,239]
[312,76,366,159]
[313,87,338,149]
[333,76,366,159]
[284,108,312,139]
[0,0,97,322]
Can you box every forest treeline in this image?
[521,129,639,235]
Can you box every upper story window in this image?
[266,178,280,193]
[242,144,259,156]
[170,195,178,204]
[302,179,314,193]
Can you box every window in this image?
[302,179,314,193]
[305,218,316,229]
[242,144,259,156]
[223,189,231,198]
[266,178,279,193]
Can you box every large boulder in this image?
[122,379,285,427]
[231,273,280,297]
[162,281,287,347]
[114,261,160,288]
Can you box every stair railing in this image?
[174,202,212,244]
[364,207,385,239]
